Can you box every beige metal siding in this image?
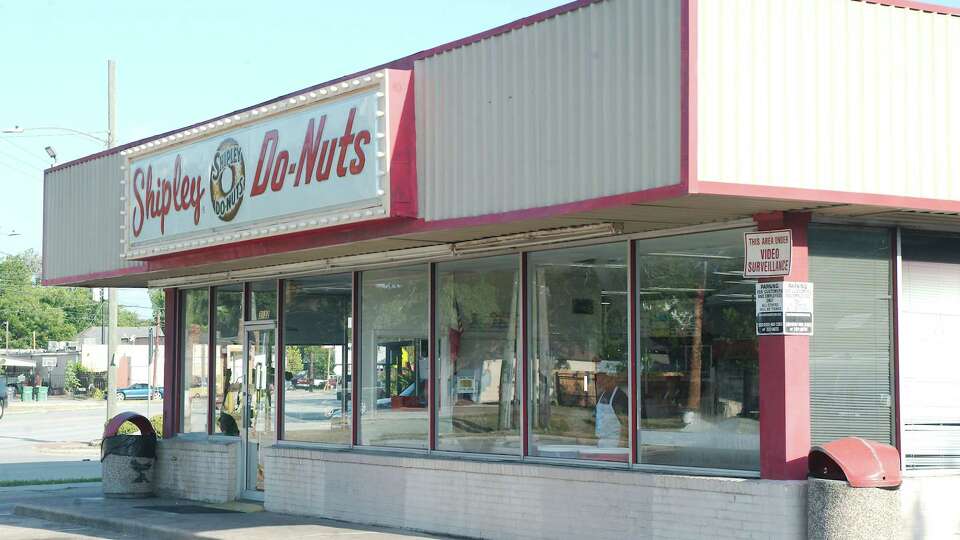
[697,0,960,199]
[416,0,681,221]
[42,154,144,283]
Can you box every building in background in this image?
[75,326,165,389]
[40,0,960,537]
[0,349,73,393]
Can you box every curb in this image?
[14,503,197,540]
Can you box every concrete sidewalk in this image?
[4,396,106,414]
[14,489,450,540]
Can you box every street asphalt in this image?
[0,396,156,482]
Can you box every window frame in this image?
[177,286,211,435]
[173,224,764,477]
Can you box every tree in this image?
[64,360,90,393]
[149,289,165,326]
[0,251,155,349]
[0,251,99,348]
[285,346,304,374]
[118,307,149,326]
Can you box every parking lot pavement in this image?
[14,488,449,539]
[0,482,133,539]
[0,396,155,482]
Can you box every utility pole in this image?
[147,326,153,418]
[106,59,119,421]
[4,321,8,350]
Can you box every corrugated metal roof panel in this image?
[42,154,145,284]
[416,0,681,221]
[697,0,960,200]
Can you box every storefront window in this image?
[898,230,960,469]
[635,229,759,471]
[359,266,429,448]
[214,284,243,436]
[809,226,892,446]
[181,288,210,434]
[248,280,277,321]
[282,274,353,444]
[436,256,521,455]
[528,243,630,462]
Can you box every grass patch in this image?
[0,477,101,488]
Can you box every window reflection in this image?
[636,229,759,471]
[282,274,353,444]
[529,244,630,462]
[214,284,243,436]
[181,288,209,434]
[436,256,521,455]
[248,280,277,321]
[360,266,429,448]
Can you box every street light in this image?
[44,146,57,164]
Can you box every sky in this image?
[0,0,569,316]
[0,0,959,317]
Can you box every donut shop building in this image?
[42,1,960,538]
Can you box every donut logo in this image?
[209,138,245,222]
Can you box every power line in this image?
[0,144,43,171]
[0,132,108,139]
[0,138,49,167]
[0,155,37,177]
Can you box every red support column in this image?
[756,212,811,480]
[162,288,179,439]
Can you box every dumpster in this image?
[21,385,32,401]
[808,437,902,540]
[36,386,48,401]
[101,412,157,498]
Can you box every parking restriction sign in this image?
[755,281,813,336]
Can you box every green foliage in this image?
[90,387,105,401]
[0,251,151,348]
[149,289,165,326]
[285,346,303,374]
[118,308,148,326]
[115,414,164,438]
[285,346,334,378]
[63,361,90,393]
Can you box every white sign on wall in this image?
[121,70,415,259]
[743,230,793,277]
[756,281,813,336]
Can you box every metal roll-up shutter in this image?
[809,225,894,446]
[901,231,960,470]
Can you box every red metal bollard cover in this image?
[103,411,156,439]
[808,437,902,488]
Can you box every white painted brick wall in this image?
[155,436,240,503]
[899,474,960,539]
[262,447,807,540]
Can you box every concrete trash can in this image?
[21,385,32,401]
[808,437,902,540]
[36,386,48,401]
[101,412,157,498]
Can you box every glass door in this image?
[242,325,276,495]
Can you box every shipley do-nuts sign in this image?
[122,72,411,259]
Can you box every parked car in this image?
[113,383,163,401]
[291,372,313,389]
[0,376,8,420]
